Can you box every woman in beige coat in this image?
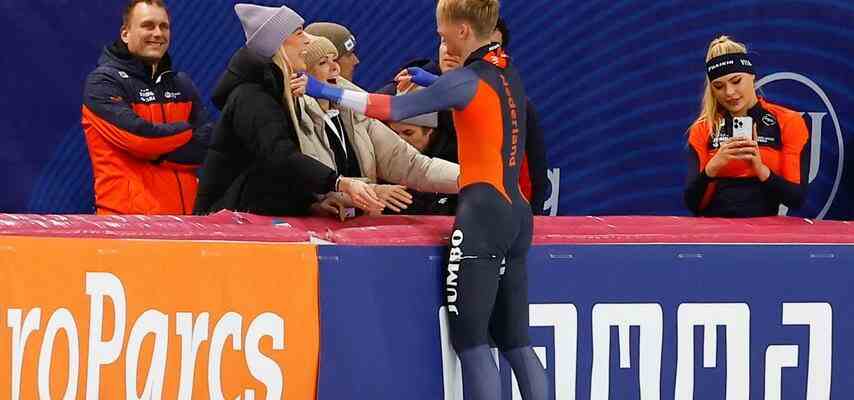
[298,35,460,215]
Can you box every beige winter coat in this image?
[294,79,459,194]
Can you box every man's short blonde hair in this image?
[436,0,499,40]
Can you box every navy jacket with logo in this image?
[82,41,211,215]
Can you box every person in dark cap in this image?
[305,22,360,81]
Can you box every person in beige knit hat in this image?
[297,35,461,213]
[303,35,341,85]
[301,35,413,212]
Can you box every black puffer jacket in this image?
[193,48,338,216]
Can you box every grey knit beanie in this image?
[397,86,438,128]
[235,3,305,59]
[401,113,439,129]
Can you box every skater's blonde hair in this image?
[436,0,499,40]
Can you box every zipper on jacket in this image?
[174,172,186,214]
[159,103,168,123]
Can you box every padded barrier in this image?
[0,211,306,242]
[290,215,854,245]
[1,212,852,244]
[1,211,852,398]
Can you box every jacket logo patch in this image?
[139,89,156,103]
[109,96,124,103]
[164,91,182,99]
[757,135,778,145]
[118,71,129,79]
[762,114,776,126]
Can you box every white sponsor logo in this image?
[707,59,734,72]
[6,273,285,399]
[762,113,776,127]
[440,302,832,399]
[118,71,129,79]
[164,91,182,99]
[138,88,156,103]
[446,230,465,316]
[756,72,845,219]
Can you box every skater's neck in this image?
[459,39,493,62]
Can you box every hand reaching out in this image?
[372,184,413,213]
[394,67,439,93]
[337,177,386,212]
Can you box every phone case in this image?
[732,116,753,140]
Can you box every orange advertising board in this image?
[0,236,319,399]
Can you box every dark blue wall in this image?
[4,1,852,218]
[317,244,854,399]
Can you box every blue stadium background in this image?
[2,0,852,219]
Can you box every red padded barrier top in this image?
[0,211,307,242]
[0,212,851,245]
[290,215,854,245]
[284,215,453,244]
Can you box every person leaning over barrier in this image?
[684,36,810,217]
[387,86,459,215]
[82,0,213,215]
[307,26,464,198]
[192,3,383,217]
[299,35,460,214]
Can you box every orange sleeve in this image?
[82,105,192,160]
[778,113,810,184]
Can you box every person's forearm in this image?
[306,75,392,120]
[762,172,805,209]
[684,171,712,214]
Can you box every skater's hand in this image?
[406,67,439,87]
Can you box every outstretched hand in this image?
[305,74,334,100]
[372,184,413,213]
[337,177,386,212]
[406,67,439,87]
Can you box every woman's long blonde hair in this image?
[272,46,303,132]
[693,36,749,137]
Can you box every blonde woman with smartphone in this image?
[684,36,810,217]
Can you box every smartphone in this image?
[732,116,753,140]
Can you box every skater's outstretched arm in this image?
[306,68,479,122]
